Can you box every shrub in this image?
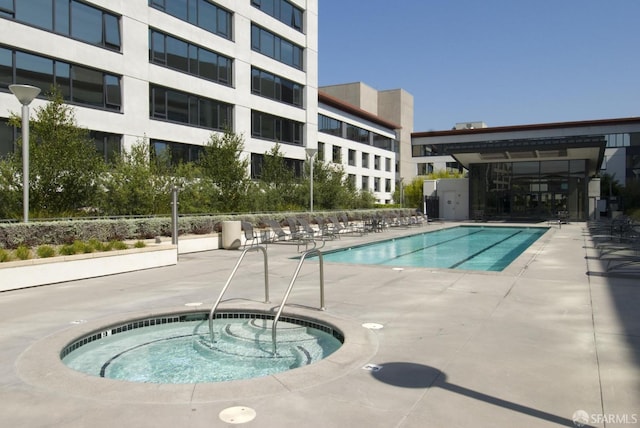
[0,248,11,262]
[87,238,105,252]
[36,245,56,258]
[110,240,128,250]
[59,244,77,255]
[15,245,31,260]
[134,240,146,248]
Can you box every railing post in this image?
[171,186,179,246]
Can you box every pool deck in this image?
[1,221,639,427]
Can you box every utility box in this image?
[221,221,241,250]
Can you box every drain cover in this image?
[362,363,382,372]
[219,406,256,424]
[362,322,383,330]
[184,302,203,307]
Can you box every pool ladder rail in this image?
[208,245,325,355]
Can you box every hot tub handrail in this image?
[272,248,325,354]
[209,245,269,343]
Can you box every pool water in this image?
[62,316,342,384]
[320,226,547,271]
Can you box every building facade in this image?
[412,118,640,221]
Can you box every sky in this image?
[318,0,640,132]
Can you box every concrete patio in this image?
[0,222,638,427]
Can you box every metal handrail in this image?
[271,248,325,354]
[208,245,269,343]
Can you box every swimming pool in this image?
[319,226,548,271]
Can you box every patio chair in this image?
[264,219,292,243]
[241,221,258,248]
[315,216,338,240]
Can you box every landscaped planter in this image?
[0,245,177,292]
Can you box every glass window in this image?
[166,36,188,71]
[71,1,102,45]
[55,61,71,100]
[104,74,121,109]
[166,91,189,123]
[103,13,120,49]
[151,31,166,64]
[348,149,356,166]
[166,0,188,21]
[15,51,52,93]
[332,145,341,163]
[54,0,69,34]
[199,0,217,34]
[362,153,369,168]
[0,47,12,88]
[151,86,167,118]
[16,0,52,30]
[0,118,15,158]
[71,65,103,107]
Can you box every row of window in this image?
[149,29,232,86]
[0,118,122,162]
[150,85,233,131]
[346,174,392,193]
[251,67,302,107]
[149,0,231,40]
[0,0,121,50]
[251,24,303,70]
[318,142,392,172]
[251,110,303,145]
[251,0,303,32]
[0,46,121,110]
[319,114,395,152]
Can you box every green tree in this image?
[198,130,250,212]
[8,88,106,216]
[99,138,172,215]
[403,176,425,209]
[0,154,21,219]
[258,143,298,210]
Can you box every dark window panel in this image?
[71,65,103,107]
[103,13,120,49]
[54,61,71,100]
[54,0,69,34]
[166,36,188,71]
[16,0,53,30]
[15,51,52,93]
[71,1,102,45]
[104,74,121,109]
[0,47,12,88]
[166,90,189,122]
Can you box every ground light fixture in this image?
[9,84,41,223]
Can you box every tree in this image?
[8,87,106,217]
[98,138,173,215]
[258,143,297,210]
[197,130,250,212]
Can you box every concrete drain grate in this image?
[219,406,256,424]
[362,363,382,372]
[362,322,383,330]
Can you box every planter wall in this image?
[0,245,177,292]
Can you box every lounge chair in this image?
[264,219,292,243]
[315,216,338,240]
[240,221,258,248]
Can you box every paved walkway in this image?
[0,222,638,427]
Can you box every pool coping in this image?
[16,302,377,404]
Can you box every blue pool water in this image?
[319,226,547,271]
[62,313,343,384]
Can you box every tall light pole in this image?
[305,147,318,212]
[9,84,41,223]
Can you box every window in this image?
[373,133,393,151]
[149,0,232,39]
[251,24,303,69]
[149,29,232,85]
[361,152,369,168]
[346,124,369,144]
[362,176,369,191]
[348,149,356,166]
[150,139,203,166]
[9,0,121,50]
[251,111,303,145]
[4,47,121,111]
[332,145,341,163]
[252,0,303,32]
[318,114,341,136]
[374,155,380,170]
[0,118,15,158]
[385,157,391,172]
[150,85,233,130]
[374,177,380,192]
[417,163,434,175]
[317,142,324,161]
[251,67,302,107]
[385,178,391,192]
[251,152,303,179]
[90,131,121,163]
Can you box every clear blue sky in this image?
[318,0,640,132]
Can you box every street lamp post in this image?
[9,84,41,223]
[305,147,318,213]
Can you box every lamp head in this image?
[9,84,41,105]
